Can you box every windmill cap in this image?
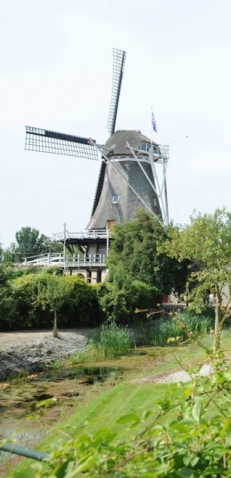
[103,130,158,156]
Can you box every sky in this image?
[1,0,231,248]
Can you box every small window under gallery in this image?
[112,195,119,204]
[140,142,159,155]
[140,142,151,152]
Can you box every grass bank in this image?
[8,329,231,477]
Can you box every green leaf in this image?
[116,413,140,425]
[192,397,203,422]
[178,467,194,477]
[142,410,153,420]
[93,428,117,445]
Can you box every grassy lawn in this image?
[8,330,231,477]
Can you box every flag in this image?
[151,111,157,133]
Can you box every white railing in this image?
[22,253,107,268]
[53,229,112,241]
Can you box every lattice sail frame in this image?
[25,126,98,160]
[107,49,126,135]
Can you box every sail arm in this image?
[25,126,98,160]
[107,49,126,135]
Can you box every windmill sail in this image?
[107,49,126,135]
[25,126,98,160]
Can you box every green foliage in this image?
[36,274,71,337]
[97,264,157,324]
[99,211,189,324]
[158,208,231,350]
[15,227,49,258]
[108,210,189,294]
[0,264,15,328]
[12,227,63,262]
[89,322,134,358]
[5,271,101,330]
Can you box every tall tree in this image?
[15,227,62,260]
[99,210,189,323]
[15,227,48,258]
[108,210,188,296]
[158,208,231,350]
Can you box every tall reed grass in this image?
[152,311,214,346]
[90,322,134,359]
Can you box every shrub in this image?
[6,271,102,330]
[97,266,158,325]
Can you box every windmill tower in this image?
[24,49,169,280]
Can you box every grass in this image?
[90,322,134,358]
[10,382,177,478]
[152,311,214,346]
[67,322,134,364]
[8,329,231,478]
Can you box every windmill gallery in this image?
[24,49,169,282]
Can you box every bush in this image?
[89,322,134,358]
[97,266,158,325]
[5,271,102,330]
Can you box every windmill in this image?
[24,48,169,273]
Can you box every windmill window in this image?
[112,195,119,204]
[140,142,159,155]
[140,142,151,152]
[154,198,157,206]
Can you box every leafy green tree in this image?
[98,264,158,324]
[108,210,188,294]
[37,275,70,337]
[158,208,231,350]
[15,227,49,258]
[14,227,63,260]
[100,210,189,323]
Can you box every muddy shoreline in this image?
[0,329,92,381]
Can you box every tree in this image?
[15,227,48,258]
[15,227,62,260]
[158,208,231,350]
[99,210,189,323]
[37,274,70,337]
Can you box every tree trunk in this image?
[214,291,222,352]
[53,308,58,338]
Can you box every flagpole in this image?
[151,107,153,146]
